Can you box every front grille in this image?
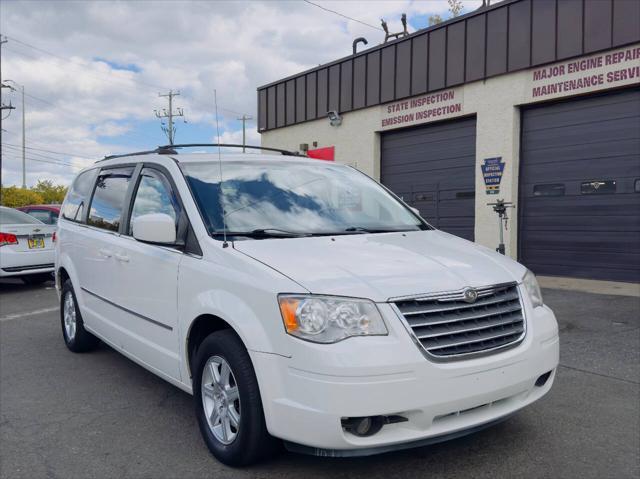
[394,283,525,360]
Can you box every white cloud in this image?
[0,0,479,187]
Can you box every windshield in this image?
[180,160,428,237]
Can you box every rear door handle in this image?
[114,253,130,263]
[98,248,113,258]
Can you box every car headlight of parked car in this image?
[522,269,543,308]
[278,295,388,343]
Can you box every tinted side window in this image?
[128,169,179,235]
[87,168,134,232]
[62,169,97,222]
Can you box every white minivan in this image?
[55,147,559,466]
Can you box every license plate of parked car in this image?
[28,236,45,249]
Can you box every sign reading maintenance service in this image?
[528,44,640,102]
[482,157,505,195]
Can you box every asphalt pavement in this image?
[1,278,638,479]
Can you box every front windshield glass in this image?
[180,160,428,236]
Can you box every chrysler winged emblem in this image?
[462,287,478,303]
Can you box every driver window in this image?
[128,168,179,235]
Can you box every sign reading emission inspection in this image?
[380,88,464,131]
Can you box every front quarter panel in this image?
[177,238,307,384]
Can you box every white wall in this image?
[261,43,640,259]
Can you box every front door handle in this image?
[98,248,113,258]
[114,253,130,263]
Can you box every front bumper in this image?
[250,301,559,452]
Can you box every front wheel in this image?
[193,330,279,466]
[60,279,99,353]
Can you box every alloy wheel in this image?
[63,291,77,341]
[201,355,241,445]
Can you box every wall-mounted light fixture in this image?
[327,110,342,127]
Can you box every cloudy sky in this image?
[0,0,482,187]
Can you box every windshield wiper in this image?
[344,226,373,233]
[212,228,311,239]
[343,227,417,234]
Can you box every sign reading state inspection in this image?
[380,89,463,130]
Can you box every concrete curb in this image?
[538,276,640,298]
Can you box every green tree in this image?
[428,14,443,26]
[0,186,45,208]
[429,0,464,26]
[448,0,464,17]
[32,179,68,204]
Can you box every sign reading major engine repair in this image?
[482,157,505,195]
[528,44,640,102]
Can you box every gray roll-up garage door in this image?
[381,117,477,241]
[519,88,640,283]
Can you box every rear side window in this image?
[62,169,97,222]
[128,168,179,235]
[87,167,134,232]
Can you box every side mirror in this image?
[409,206,421,216]
[132,213,176,244]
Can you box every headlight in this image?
[278,295,387,343]
[522,269,543,308]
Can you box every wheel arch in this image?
[186,314,244,379]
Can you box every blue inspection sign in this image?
[481,157,505,195]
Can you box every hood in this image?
[233,230,527,302]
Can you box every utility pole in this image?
[236,114,252,153]
[154,90,184,145]
[0,36,17,185]
[4,80,25,188]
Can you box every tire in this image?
[193,330,279,466]
[22,273,53,285]
[60,279,99,353]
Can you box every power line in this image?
[2,145,79,165]
[2,144,90,166]
[3,141,97,160]
[2,150,80,169]
[302,0,383,31]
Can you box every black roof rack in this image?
[97,143,302,163]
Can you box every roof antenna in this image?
[214,89,229,248]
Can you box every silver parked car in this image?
[0,206,55,284]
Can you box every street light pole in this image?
[237,114,252,153]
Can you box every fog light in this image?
[341,415,407,437]
[535,370,552,387]
[355,417,372,436]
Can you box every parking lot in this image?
[1,279,638,479]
